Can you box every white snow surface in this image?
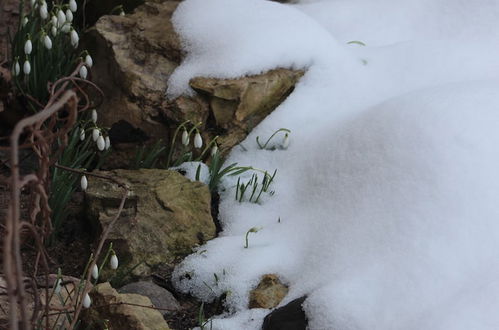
[167,0,499,329]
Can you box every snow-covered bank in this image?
[167,0,499,328]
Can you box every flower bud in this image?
[80,128,85,141]
[51,26,57,37]
[65,9,73,22]
[97,135,105,151]
[80,175,88,191]
[82,293,91,308]
[110,253,118,270]
[105,136,111,150]
[22,17,29,27]
[43,34,52,50]
[61,23,71,33]
[282,133,289,149]
[91,109,97,123]
[70,28,79,47]
[23,60,31,75]
[85,54,93,68]
[194,132,203,149]
[13,59,20,76]
[24,39,32,55]
[181,129,189,146]
[211,144,218,157]
[57,9,66,28]
[92,128,100,141]
[79,65,87,79]
[91,264,99,280]
[39,2,48,19]
[51,15,57,26]
[119,10,125,16]
[69,0,77,12]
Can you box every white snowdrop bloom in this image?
[85,54,93,68]
[119,10,125,16]
[53,278,61,294]
[211,144,218,157]
[79,65,87,79]
[82,293,91,308]
[69,0,77,12]
[91,109,97,123]
[43,34,52,50]
[194,132,203,149]
[110,254,118,270]
[23,60,31,75]
[22,17,29,27]
[51,26,57,37]
[91,264,99,280]
[57,10,66,28]
[61,23,71,33]
[24,39,32,55]
[282,133,289,149]
[80,128,85,141]
[51,15,57,26]
[65,9,73,22]
[92,128,100,141]
[181,129,189,146]
[96,135,105,151]
[104,136,111,150]
[80,175,88,191]
[13,60,20,76]
[70,29,79,47]
[39,2,48,19]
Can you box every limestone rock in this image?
[262,296,308,330]
[119,281,180,315]
[85,282,170,330]
[83,1,304,164]
[85,169,215,279]
[249,274,289,309]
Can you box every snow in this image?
[166,0,499,329]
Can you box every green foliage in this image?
[235,169,276,203]
[206,151,252,192]
[256,128,291,150]
[130,139,167,169]
[244,227,261,249]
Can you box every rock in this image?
[85,282,170,330]
[118,281,180,315]
[85,169,215,279]
[249,274,289,309]
[0,0,21,61]
[83,1,304,165]
[262,296,308,330]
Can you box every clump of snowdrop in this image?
[256,128,291,150]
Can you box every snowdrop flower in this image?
[110,253,118,270]
[92,128,100,141]
[194,132,203,149]
[119,10,125,16]
[282,133,289,149]
[53,278,62,295]
[91,264,99,280]
[61,23,71,33]
[80,175,88,191]
[80,128,86,141]
[65,9,73,22]
[57,9,66,28]
[105,136,111,150]
[43,34,52,50]
[211,144,218,157]
[70,28,79,47]
[79,65,87,79]
[23,60,31,75]
[85,54,93,68]
[39,2,48,19]
[181,129,189,146]
[69,0,77,12]
[51,15,57,27]
[51,26,57,37]
[96,135,105,151]
[24,39,32,55]
[13,59,20,76]
[22,17,29,27]
[30,0,36,7]
[91,109,97,123]
[82,293,91,308]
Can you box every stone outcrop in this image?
[118,281,180,315]
[85,282,171,330]
[85,169,215,279]
[82,1,304,163]
[262,296,308,330]
[249,274,289,309]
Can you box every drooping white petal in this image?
[211,144,218,157]
[181,130,189,146]
[69,0,77,12]
[110,254,118,270]
[194,132,203,149]
[24,39,32,55]
[23,60,31,75]
[91,264,99,280]
[79,65,87,79]
[57,10,66,28]
[13,60,20,76]
[80,128,86,141]
[85,54,93,68]
[65,9,73,22]
[96,135,105,151]
[282,133,290,149]
[80,175,88,191]
[39,3,48,19]
[92,128,100,141]
[70,29,79,47]
[82,293,91,308]
[104,136,111,150]
[43,35,52,49]
[91,109,97,123]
